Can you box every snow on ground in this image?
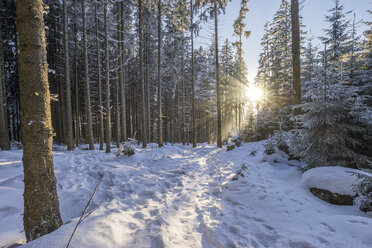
[0,142,371,248]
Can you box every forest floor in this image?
[0,141,372,248]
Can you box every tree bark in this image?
[0,24,10,150]
[115,1,121,147]
[16,0,62,241]
[57,51,65,144]
[181,39,185,145]
[291,0,301,105]
[238,26,242,131]
[115,67,121,147]
[95,4,104,150]
[104,2,111,153]
[63,0,74,150]
[120,1,127,142]
[157,0,163,147]
[190,0,196,148]
[74,23,80,148]
[82,0,94,149]
[214,2,222,148]
[138,0,147,148]
[145,34,151,143]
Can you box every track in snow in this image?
[1,142,372,248]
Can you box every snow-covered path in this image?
[1,142,372,248]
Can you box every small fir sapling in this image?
[232,163,250,181]
[264,129,290,155]
[116,141,135,157]
[352,169,372,212]
[264,135,275,155]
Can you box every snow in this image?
[0,142,371,248]
[302,166,360,195]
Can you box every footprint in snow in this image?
[127,222,138,230]
[150,234,165,248]
[229,225,243,236]
[133,212,145,219]
[317,236,330,245]
[258,195,267,200]
[0,206,19,217]
[320,222,336,232]
[290,198,304,205]
[263,224,275,231]
[244,216,264,223]
[347,219,368,225]
[0,174,23,186]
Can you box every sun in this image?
[245,86,263,102]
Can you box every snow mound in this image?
[302,166,359,195]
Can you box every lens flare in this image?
[246,86,263,102]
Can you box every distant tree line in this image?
[0,0,253,152]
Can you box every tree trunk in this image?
[115,68,121,147]
[63,0,74,150]
[214,2,222,148]
[138,0,147,148]
[146,35,151,143]
[14,32,21,142]
[291,0,301,105]
[115,1,121,147]
[323,43,327,101]
[0,24,10,150]
[16,0,62,241]
[82,0,94,149]
[129,78,133,137]
[157,0,163,147]
[74,24,80,148]
[104,2,111,153]
[120,1,127,142]
[206,114,210,143]
[181,39,185,144]
[58,56,65,144]
[95,4,104,150]
[170,93,174,143]
[238,27,243,131]
[190,0,196,148]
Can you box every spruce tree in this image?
[16,0,62,240]
[233,0,250,130]
[157,0,163,147]
[63,0,74,150]
[95,3,105,150]
[0,23,10,150]
[291,0,301,105]
[104,1,111,153]
[82,0,94,150]
[291,1,372,169]
[358,10,372,108]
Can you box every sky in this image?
[197,0,371,83]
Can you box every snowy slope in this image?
[0,142,371,248]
